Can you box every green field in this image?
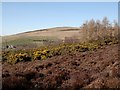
[2,36,59,47]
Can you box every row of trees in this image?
[79,17,119,42]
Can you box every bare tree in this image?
[87,19,96,40]
[95,20,101,40]
[112,20,118,38]
[101,17,109,39]
[102,17,109,28]
[79,21,89,42]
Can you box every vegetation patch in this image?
[2,36,119,64]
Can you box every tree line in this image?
[79,17,119,42]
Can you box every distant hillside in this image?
[2,27,81,47]
[3,27,81,40]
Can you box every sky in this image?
[1,2,118,36]
[1,0,119,2]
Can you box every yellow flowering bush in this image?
[7,54,18,64]
[33,51,42,60]
[33,49,50,60]
[7,52,31,64]
[41,55,47,60]
[16,53,31,62]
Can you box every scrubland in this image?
[2,17,120,89]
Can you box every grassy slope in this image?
[2,27,81,46]
[2,36,58,46]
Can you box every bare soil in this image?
[2,44,120,90]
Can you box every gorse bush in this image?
[33,49,51,60]
[7,53,31,64]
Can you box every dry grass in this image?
[3,27,81,41]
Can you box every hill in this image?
[2,44,120,89]
[3,27,81,40]
[2,27,81,48]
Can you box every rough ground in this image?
[2,44,120,90]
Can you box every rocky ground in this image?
[2,44,120,90]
